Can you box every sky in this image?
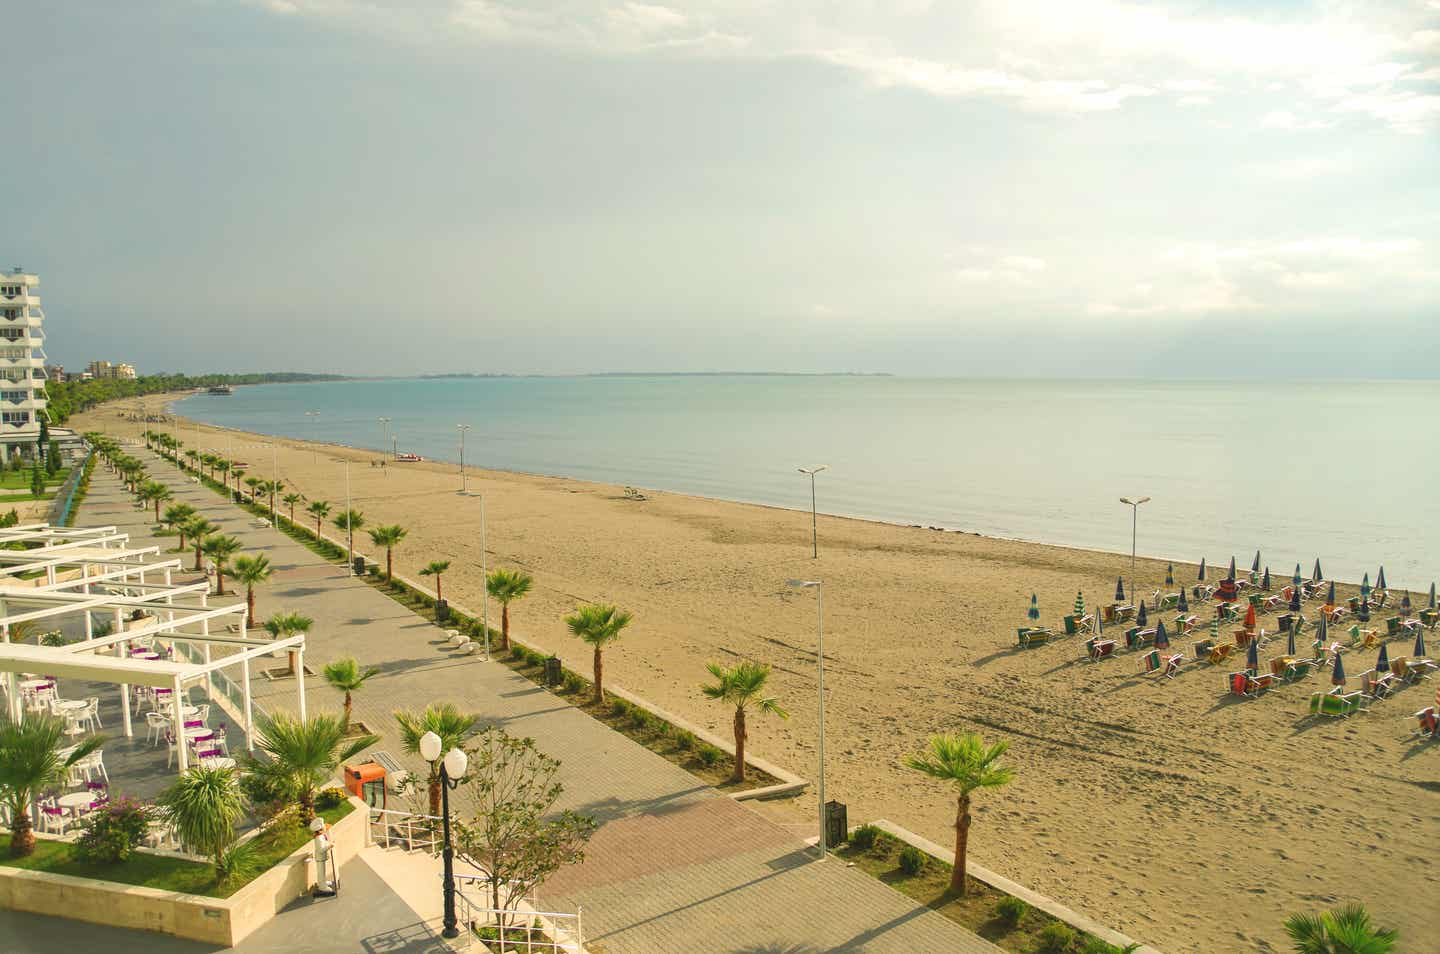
[8,1,1440,377]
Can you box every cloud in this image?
[1176,95,1211,107]
[1247,155,1350,180]
[954,253,1048,284]
[1259,110,1333,130]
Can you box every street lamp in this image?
[334,456,353,574]
[796,465,828,559]
[478,493,489,658]
[1119,496,1151,602]
[418,731,468,939]
[378,417,392,460]
[786,578,827,861]
[457,424,471,494]
[304,410,320,464]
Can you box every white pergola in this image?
[0,525,308,773]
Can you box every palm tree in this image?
[157,764,246,878]
[905,732,1014,894]
[419,560,451,601]
[0,714,105,857]
[163,503,197,546]
[367,524,407,582]
[263,611,314,676]
[230,468,245,494]
[306,499,331,538]
[334,509,364,555]
[184,448,200,470]
[1285,903,1398,954]
[200,452,216,478]
[282,492,302,523]
[244,476,262,502]
[184,517,218,571]
[139,479,172,522]
[565,603,633,704]
[201,534,242,595]
[701,660,789,783]
[322,658,380,732]
[214,459,230,486]
[394,704,479,815]
[231,554,273,628]
[246,712,376,824]
[486,568,533,652]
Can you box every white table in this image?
[57,792,99,811]
[163,704,199,720]
[200,756,236,770]
[19,679,54,692]
[131,651,160,661]
[184,727,215,742]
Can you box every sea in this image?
[173,376,1440,591]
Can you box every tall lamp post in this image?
[378,417,392,460]
[1119,496,1150,602]
[479,493,489,658]
[457,424,471,494]
[334,456,353,574]
[304,410,320,464]
[418,731,468,939]
[786,578,827,861]
[796,465,828,559]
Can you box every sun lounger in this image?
[1192,584,1215,602]
[1261,594,1285,612]
[1357,668,1398,699]
[1174,614,1200,634]
[1398,618,1423,637]
[1157,593,1180,612]
[1420,608,1439,628]
[1348,627,1381,649]
[1206,643,1235,665]
[1386,616,1402,636]
[1104,603,1136,624]
[1193,639,1214,660]
[1228,671,1276,697]
[1309,689,1369,717]
[1302,580,1326,600]
[1085,637,1117,661]
[1235,629,1258,648]
[1272,656,1317,681]
[1125,626,1156,650]
[1372,590,1389,608]
[1415,706,1439,738]
[1323,606,1348,624]
[1063,614,1096,637]
[1017,627,1054,649]
[1391,657,1438,682]
[1163,653,1183,678]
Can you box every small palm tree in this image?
[163,503,197,547]
[701,661,789,783]
[246,712,376,824]
[231,554,273,628]
[139,480,173,522]
[201,534,242,595]
[0,715,106,857]
[244,476,262,502]
[263,611,314,676]
[184,448,200,469]
[367,524,407,582]
[906,732,1014,894]
[282,492,302,523]
[215,459,230,485]
[1284,903,1398,954]
[230,468,245,493]
[419,560,451,601]
[184,517,218,571]
[394,704,479,815]
[565,603,633,704]
[334,509,364,554]
[269,479,284,514]
[306,499,331,538]
[157,764,246,878]
[486,568,533,652]
[322,658,380,732]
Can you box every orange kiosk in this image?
[343,762,389,810]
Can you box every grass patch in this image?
[0,468,69,489]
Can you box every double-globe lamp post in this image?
[786,578,827,861]
[1119,496,1150,603]
[418,730,469,939]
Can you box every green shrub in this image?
[673,729,696,751]
[610,698,632,718]
[562,672,585,694]
[75,796,154,864]
[527,649,547,667]
[511,645,527,662]
[898,845,926,877]
[849,824,880,850]
[1079,938,1139,954]
[1038,921,1078,953]
[695,744,723,768]
[240,770,288,820]
[315,787,347,811]
[995,895,1029,929]
[630,708,655,731]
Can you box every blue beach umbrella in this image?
[1326,581,1336,605]
[1360,573,1371,601]
[1178,587,1189,612]
[1165,564,1174,587]
[1262,567,1271,590]
[1028,594,1040,624]
[1376,643,1390,673]
[1401,591,1412,616]
[1287,628,1296,656]
[1317,613,1329,645]
[1155,620,1170,649]
[1227,556,1237,581]
[1312,559,1323,582]
[1289,587,1302,613]
[1137,602,1148,627]
[1377,566,1387,591]
[1429,582,1436,610]
[1293,564,1302,589]
[1246,639,1259,674]
[1115,577,1125,602]
[1198,558,1207,582]
[1094,608,1104,637]
[1332,653,1346,686]
[1414,629,1426,657]
[1358,599,1371,622]
[1252,551,1261,574]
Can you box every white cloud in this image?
[1247,155,1350,180]
[953,252,1048,284]
[1259,110,1333,130]
[1176,94,1211,107]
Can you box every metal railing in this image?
[368,807,442,854]
[454,876,584,954]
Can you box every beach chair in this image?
[1157,593,1179,612]
[1420,608,1439,629]
[1017,627,1054,649]
[1207,643,1235,665]
[1357,668,1398,699]
[1174,614,1199,634]
[1234,629,1258,649]
[1228,671,1274,698]
[1392,657,1438,682]
[1309,689,1368,718]
[1085,637,1117,662]
[1162,653,1183,679]
[1140,649,1163,675]
[1324,605,1348,624]
[1274,656,1317,681]
[1398,618,1423,638]
[1373,590,1389,608]
[1385,616,1402,637]
[1277,614,1295,633]
[1063,614,1095,637]
[1348,626,1381,649]
[1125,626,1156,650]
[1415,707,1439,738]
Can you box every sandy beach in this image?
[82,396,1436,952]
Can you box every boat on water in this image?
[394,452,424,462]
[207,385,233,395]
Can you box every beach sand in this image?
[84,398,1436,952]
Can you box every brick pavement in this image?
[68,450,999,953]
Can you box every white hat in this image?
[309,817,326,833]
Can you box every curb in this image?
[871,819,1163,954]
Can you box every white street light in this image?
[787,578,827,861]
[796,465,828,559]
[333,456,354,574]
[1119,496,1151,603]
[457,424,471,494]
[418,729,441,762]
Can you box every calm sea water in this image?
[174,377,1440,590]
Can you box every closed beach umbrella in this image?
[1246,639,1258,674]
[1401,591,1412,616]
[1094,608,1104,637]
[1028,594,1040,624]
[1331,653,1346,686]
[1115,577,1126,602]
[1360,573,1371,601]
[1165,564,1174,586]
[1252,551,1261,574]
[1287,628,1296,655]
[1155,620,1170,649]
[1262,566,1271,590]
[1358,598,1371,622]
[1210,616,1220,643]
[1245,604,1257,630]
[1227,556,1237,581]
[1326,581,1336,605]
[1178,587,1189,612]
[1414,629,1425,657]
[1074,591,1085,619]
[1429,582,1436,610]
[1293,564,1302,589]
[1198,558,1207,582]
[1289,587,1302,613]
[1317,613,1329,644]
[1377,566,1387,591]
[1137,602,1148,626]
[1376,643,1390,672]
[1313,559,1323,582]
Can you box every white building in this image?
[0,269,48,461]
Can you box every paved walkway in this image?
[52,451,998,953]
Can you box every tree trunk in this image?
[178,531,187,551]
[299,788,316,826]
[246,587,255,627]
[154,500,161,521]
[592,646,604,704]
[428,776,442,816]
[386,549,393,582]
[194,542,204,571]
[342,691,352,731]
[215,567,226,596]
[501,604,511,651]
[951,793,971,895]
[315,517,322,538]
[9,806,34,858]
[435,575,442,602]
[732,707,747,783]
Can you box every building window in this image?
[2,411,30,425]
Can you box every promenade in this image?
[39,448,998,953]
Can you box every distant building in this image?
[0,268,49,461]
[86,359,137,380]
[44,363,66,383]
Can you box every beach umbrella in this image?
[1358,599,1371,622]
[1414,628,1425,657]
[1287,628,1296,656]
[1028,594,1040,624]
[1165,564,1174,587]
[1262,567,1271,590]
[1331,652,1346,686]
[1245,604,1257,630]
[1401,591,1412,616]
[1312,559,1323,582]
[1074,591,1085,620]
[1293,564,1302,589]
[1377,566,1387,591]
[1429,582,1436,610]
[1326,581,1336,605]
[1115,577,1125,602]
[1198,558,1207,582]
[1227,556,1237,581]
[1318,612,1329,643]
[1360,573,1371,601]
[1178,587,1189,612]
[1289,588,1302,613]
[1252,551,1261,574]
[1376,643,1390,673]
[1155,620,1170,649]
[1094,607,1104,637]
[1137,602,1148,626]
[1210,616,1220,643]
[1246,638,1258,674]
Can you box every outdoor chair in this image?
[1207,643,1235,665]
[1016,627,1053,649]
[1085,637,1117,662]
[1415,706,1439,738]
[145,711,168,746]
[82,696,102,731]
[1309,688,1368,718]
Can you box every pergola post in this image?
[172,674,188,774]
[6,672,18,722]
[82,580,93,640]
[296,646,307,721]
[242,653,254,753]
[120,675,132,738]
[201,592,212,698]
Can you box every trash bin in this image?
[826,800,848,847]
[435,599,450,623]
[353,556,366,576]
[544,656,563,687]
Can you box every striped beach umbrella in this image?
[1137,602,1148,626]
[1246,638,1258,675]
[1415,628,1425,658]
[1244,604,1257,630]
[1332,652,1346,686]
[1312,559,1323,582]
[1376,642,1390,673]
[1293,564,1302,589]
[1401,591,1412,616]
[1074,590,1085,616]
[1227,556,1237,581]
[1262,566,1271,590]
[1155,620,1170,649]
[1252,551,1261,574]
[1326,581,1336,605]
[1210,616,1220,643]
[1165,564,1174,586]
[1115,577,1125,602]
[1028,594,1040,624]
[1287,628,1296,655]
[1178,587,1189,612]
[1358,598,1371,622]
[1360,573,1371,601]
[1198,558,1206,582]
[1377,566,1387,591]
